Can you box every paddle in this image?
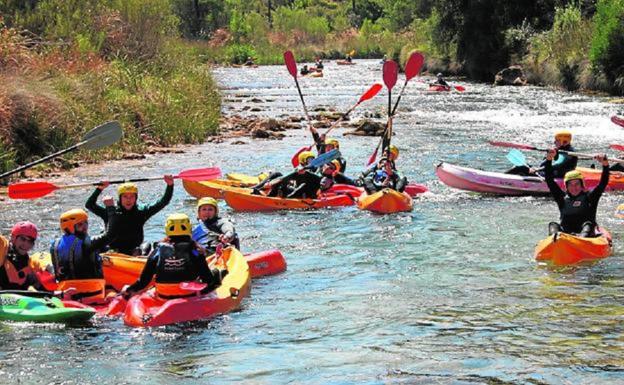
[8,166,222,200]
[0,290,57,298]
[290,83,383,167]
[268,149,342,189]
[492,141,624,163]
[365,61,398,167]
[612,115,624,128]
[0,121,123,180]
[284,50,311,122]
[610,144,624,152]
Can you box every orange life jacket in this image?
[0,235,35,288]
[57,279,106,304]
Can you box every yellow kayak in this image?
[183,179,250,199]
[534,228,612,265]
[226,172,268,185]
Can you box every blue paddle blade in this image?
[309,149,341,169]
[506,149,528,167]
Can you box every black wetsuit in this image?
[268,171,321,199]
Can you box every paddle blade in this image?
[349,50,355,56]
[291,145,313,167]
[506,149,528,167]
[612,115,624,128]
[383,60,398,90]
[454,85,466,92]
[308,149,341,169]
[616,203,624,219]
[176,167,222,181]
[8,181,58,200]
[488,140,537,150]
[610,144,624,152]
[81,121,123,151]
[405,52,425,80]
[284,51,298,78]
[357,83,383,104]
[367,147,379,166]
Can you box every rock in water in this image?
[494,66,527,86]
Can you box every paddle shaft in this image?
[0,140,87,180]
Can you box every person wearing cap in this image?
[192,197,240,254]
[544,148,609,237]
[506,131,578,177]
[0,221,43,290]
[121,213,226,299]
[85,175,174,255]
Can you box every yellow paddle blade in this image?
[616,203,624,219]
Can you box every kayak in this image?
[123,246,251,327]
[534,228,612,265]
[183,179,250,199]
[224,189,354,211]
[357,188,413,214]
[405,183,428,197]
[436,162,624,195]
[336,60,355,65]
[429,85,451,92]
[304,71,323,78]
[226,172,268,185]
[0,293,95,323]
[612,115,624,128]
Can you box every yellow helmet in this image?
[325,138,339,149]
[60,209,88,234]
[117,182,138,196]
[564,169,584,185]
[298,151,315,165]
[555,131,572,145]
[197,197,218,213]
[165,213,192,237]
[330,159,342,172]
[388,145,399,159]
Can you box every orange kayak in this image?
[183,179,251,199]
[102,249,286,291]
[123,246,251,327]
[357,188,413,214]
[223,189,354,211]
[534,228,612,265]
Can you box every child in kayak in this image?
[121,213,226,299]
[362,157,407,194]
[50,208,117,302]
[85,176,174,255]
[267,151,322,199]
[0,222,42,290]
[193,197,240,254]
[506,131,578,177]
[544,148,609,237]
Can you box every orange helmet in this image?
[60,209,88,234]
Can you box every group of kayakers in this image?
[0,178,239,301]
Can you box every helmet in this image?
[330,159,342,172]
[197,197,218,212]
[564,170,584,185]
[325,138,339,149]
[60,209,88,234]
[117,182,138,196]
[165,213,192,237]
[11,221,38,241]
[388,145,399,160]
[554,131,572,145]
[298,151,315,165]
[437,73,443,77]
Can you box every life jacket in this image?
[51,234,102,281]
[57,279,106,304]
[374,170,389,184]
[192,221,217,249]
[154,241,198,298]
[0,236,34,288]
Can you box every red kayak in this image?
[612,115,624,128]
[429,84,451,92]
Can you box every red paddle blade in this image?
[383,60,398,90]
[612,115,624,128]
[358,83,383,104]
[366,148,378,166]
[610,144,624,152]
[291,145,313,167]
[179,282,207,291]
[284,51,298,78]
[104,296,127,316]
[487,141,537,150]
[405,52,424,80]
[8,181,59,200]
[454,85,466,92]
[175,167,222,181]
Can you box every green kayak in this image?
[0,293,95,323]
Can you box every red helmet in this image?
[11,221,38,241]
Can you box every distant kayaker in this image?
[345,54,353,63]
[50,208,118,303]
[0,222,43,290]
[85,176,174,255]
[506,131,578,178]
[120,213,227,299]
[431,73,450,88]
[267,151,321,199]
[315,58,324,69]
[544,149,609,237]
[244,56,255,66]
[300,65,311,76]
[192,197,240,254]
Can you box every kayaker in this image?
[0,222,42,290]
[50,208,118,302]
[431,73,450,88]
[193,197,240,254]
[267,151,322,199]
[362,157,407,194]
[85,176,174,255]
[544,148,609,237]
[359,144,402,184]
[120,213,227,299]
[300,65,310,76]
[321,159,356,187]
[315,58,324,69]
[244,56,255,66]
[345,54,352,63]
[506,131,578,177]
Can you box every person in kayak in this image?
[193,197,240,254]
[244,56,255,66]
[506,131,578,177]
[345,54,353,63]
[315,58,324,69]
[300,64,310,76]
[85,176,174,255]
[50,208,118,302]
[120,213,227,299]
[308,126,347,172]
[0,222,42,290]
[362,157,408,194]
[320,159,357,189]
[359,144,405,186]
[544,148,609,237]
[267,151,322,199]
[431,73,450,89]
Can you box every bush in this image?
[590,0,624,94]
[225,43,256,64]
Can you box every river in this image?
[1,59,624,384]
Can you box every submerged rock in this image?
[494,65,527,86]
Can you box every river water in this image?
[2,60,624,384]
